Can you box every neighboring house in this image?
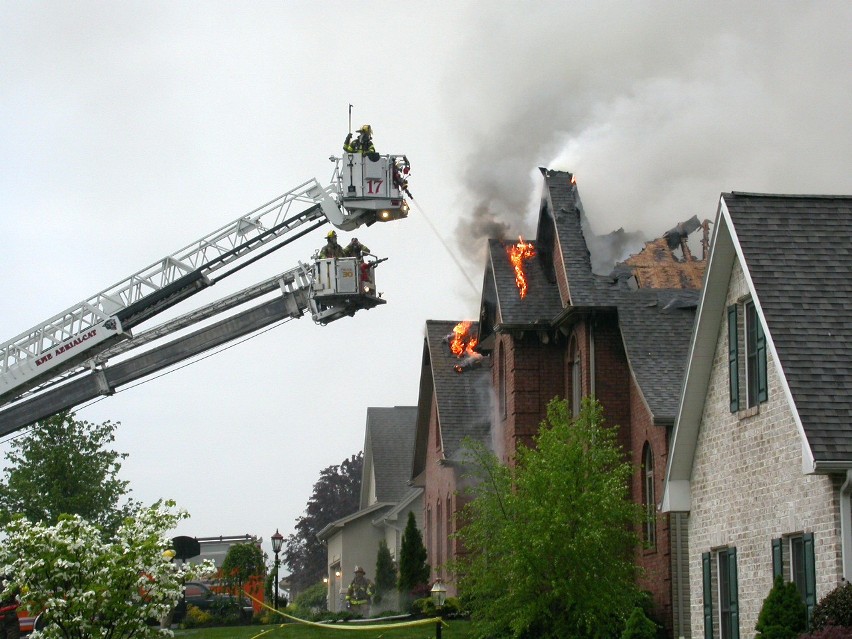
[662,193,852,639]
[413,168,706,637]
[318,406,420,613]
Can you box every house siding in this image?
[688,259,843,637]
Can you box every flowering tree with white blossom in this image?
[0,500,214,639]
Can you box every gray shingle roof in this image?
[486,239,563,326]
[365,406,417,503]
[724,192,852,463]
[543,169,602,306]
[424,320,492,460]
[616,290,700,422]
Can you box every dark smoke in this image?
[444,2,852,268]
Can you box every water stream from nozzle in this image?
[411,199,478,295]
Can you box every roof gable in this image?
[361,406,418,508]
[412,320,492,471]
[664,192,852,511]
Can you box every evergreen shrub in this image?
[756,575,807,639]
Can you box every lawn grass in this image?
[172,618,472,639]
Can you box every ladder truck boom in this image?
[0,151,411,412]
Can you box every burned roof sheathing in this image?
[412,320,491,476]
[724,192,852,463]
[363,406,418,505]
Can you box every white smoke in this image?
[442,1,852,262]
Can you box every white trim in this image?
[841,471,852,580]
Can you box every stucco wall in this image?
[687,259,842,637]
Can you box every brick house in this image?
[319,406,421,613]
[662,193,852,639]
[411,319,492,597]
[414,168,707,637]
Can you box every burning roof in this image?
[444,321,484,374]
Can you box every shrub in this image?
[411,596,461,617]
[293,581,328,611]
[756,576,808,639]
[801,626,852,639]
[813,582,852,630]
[182,605,213,628]
[622,607,659,639]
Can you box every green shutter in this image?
[703,551,713,639]
[756,314,768,403]
[804,533,817,627]
[728,548,740,639]
[728,305,739,412]
[772,537,783,579]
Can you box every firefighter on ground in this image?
[319,230,346,258]
[0,575,20,639]
[345,566,374,615]
[343,124,376,156]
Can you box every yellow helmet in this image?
[359,124,372,134]
[326,230,337,239]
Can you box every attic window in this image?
[728,300,767,413]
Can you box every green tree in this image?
[0,411,140,535]
[221,542,266,608]
[454,397,641,639]
[756,575,808,639]
[0,501,214,639]
[284,453,363,594]
[374,538,397,602]
[398,511,430,602]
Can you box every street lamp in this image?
[271,529,284,611]
[431,578,447,639]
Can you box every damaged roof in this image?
[412,320,492,475]
[363,406,418,504]
[724,192,852,464]
[479,167,706,422]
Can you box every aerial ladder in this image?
[0,150,412,434]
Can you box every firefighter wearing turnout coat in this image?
[345,566,374,616]
[0,575,19,639]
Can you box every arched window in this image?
[436,499,443,577]
[642,443,656,548]
[569,336,581,417]
[498,342,506,418]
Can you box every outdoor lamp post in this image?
[271,529,284,610]
[431,578,447,639]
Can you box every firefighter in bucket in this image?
[345,566,374,616]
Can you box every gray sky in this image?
[2,1,850,563]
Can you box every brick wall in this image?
[688,259,843,637]
[630,374,676,635]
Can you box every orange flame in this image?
[507,236,536,299]
[450,321,478,357]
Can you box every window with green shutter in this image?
[703,552,713,639]
[728,305,739,412]
[745,301,768,407]
[772,537,783,579]
[719,548,739,639]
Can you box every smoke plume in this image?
[441,2,852,266]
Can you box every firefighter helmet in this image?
[326,230,337,239]
[359,124,372,135]
[354,565,365,574]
